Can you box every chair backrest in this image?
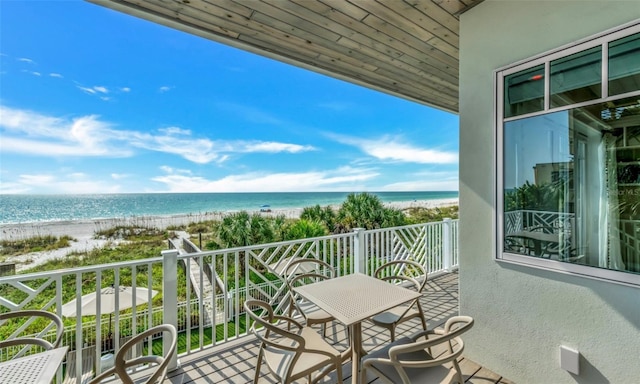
[0,310,64,358]
[284,258,334,285]
[244,299,308,379]
[245,299,344,383]
[391,316,474,363]
[244,299,305,349]
[88,324,177,384]
[284,258,334,309]
[385,316,474,383]
[374,259,427,294]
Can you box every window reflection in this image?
[503,97,640,274]
[609,32,640,96]
[504,65,545,118]
[550,46,601,107]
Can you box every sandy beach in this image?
[0,198,457,271]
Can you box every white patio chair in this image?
[0,309,64,358]
[361,315,474,384]
[244,299,343,384]
[369,259,428,341]
[88,324,176,384]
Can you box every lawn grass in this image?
[146,316,249,355]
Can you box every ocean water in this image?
[0,191,458,225]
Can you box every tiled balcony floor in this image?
[166,271,513,383]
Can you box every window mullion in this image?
[544,62,550,111]
[602,41,609,98]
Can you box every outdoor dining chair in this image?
[360,315,474,384]
[244,299,344,384]
[88,323,177,384]
[0,309,64,358]
[369,259,428,341]
[284,258,339,338]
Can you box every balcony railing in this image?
[0,219,459,383]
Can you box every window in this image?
[609,33,640,96]
[550,46,601,107]
[504,65,545,118]
[497,24,640,286]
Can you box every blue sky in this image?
[0,1,459,194]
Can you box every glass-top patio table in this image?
[506,230,560,255]
[294,273,421,382]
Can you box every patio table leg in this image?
[350,322,363,382]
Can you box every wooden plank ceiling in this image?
[90,0,484,113]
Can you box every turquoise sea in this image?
[0,191,458,225]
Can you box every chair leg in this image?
[335,359,343,384]
[452,360,464,384]
[389,326,395,342]
[253,348,264,384]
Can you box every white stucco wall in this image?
[459,1,640,383]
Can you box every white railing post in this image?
[162,249,179,370]
[443,218,452,272]
[353,228,366,274]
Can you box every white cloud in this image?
[152,166,379,192]
[0,182,31,194]
[120,87,131,92]
[17,57,35,64]
[50,73,63,78]
[77,85,109,95]
[159,166,192,175]
[159,126,191,135]
[159,86,172,93]
[111,173,130,180]
[77,86,97,94]
[379,171,459,191]
[15,172,122,194]
[328,133,458,164]
[22,70,41,76]
[0,106,317,164]
[0,106,131,157]
[242,142,315,153]
[18,174,56,185]
[126,127,314,164]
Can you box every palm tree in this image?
[336,193,406,231]
[218,211,252,247]
[217,211,277,248]
[284,219,328,240]
[301,205,336,232]
[505,181,566,212]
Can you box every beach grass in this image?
[404,205,459,223]
[0,234,75,261]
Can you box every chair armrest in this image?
[388,336,465,368]
[410,328,446,342]
[272,315,303,330]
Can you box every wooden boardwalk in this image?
[166,271,514,383]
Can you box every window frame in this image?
[495,21,640,287]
